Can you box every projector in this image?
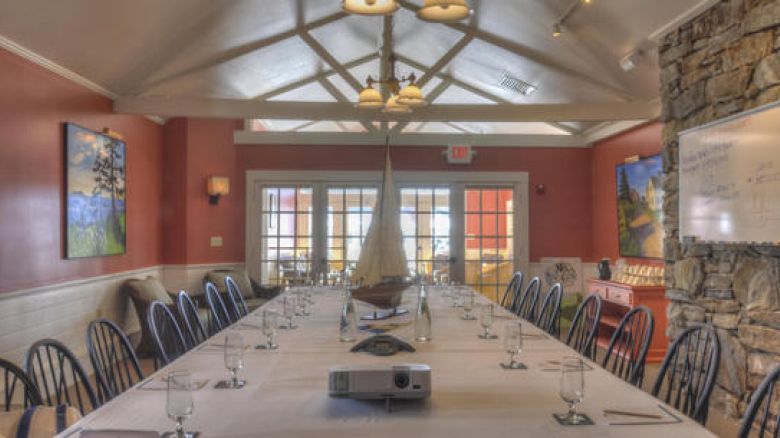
[328,364,431,400]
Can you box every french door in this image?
[247,171,529,301]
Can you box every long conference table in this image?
[59,286,717,437]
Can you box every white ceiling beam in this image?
[135,11,347,94]
[416,33,475,87]
[234,130,588,147]
[583,120,652,144]
[115,96,661,122]
[397,0,633,101]
[255,53,378,100]
[318,77,377,133]
[648,0,720,42]
[300,30,363,92]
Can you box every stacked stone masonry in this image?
[660,0,780,419]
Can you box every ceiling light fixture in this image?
[552,0,593,39]
[357,54,425,112]
[552,23,562,38]
[342,0,399,16]
[417,0,473,23]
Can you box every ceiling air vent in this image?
[498,73,537,96]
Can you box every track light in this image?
[552,23,562,38]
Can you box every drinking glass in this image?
[283,295,297,329]
[261,310,278,350]
[557,356,586,425]
[478,304,497,339]
[450,287,461,307]
[462,290,476,320]
[223,333,245,388]
[166,370,194,438]
[502,322,525,369]
[293,290,306,316]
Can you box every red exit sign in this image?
[445,145,475,164]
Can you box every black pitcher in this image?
[598,259,611,281]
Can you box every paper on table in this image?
[78,430,159,437]
[604,404,683,425]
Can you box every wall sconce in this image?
[207,176,230,205]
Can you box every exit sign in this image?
[445,145,475,164]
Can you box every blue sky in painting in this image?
[618,154,662,192]
[66,124,125,196]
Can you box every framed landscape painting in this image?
[616,154,664,259]
[65,123,126,258]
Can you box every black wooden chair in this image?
[86,318,145,403]
[147,301,188,367]
[24,339,99,415]
[601,306,654,387]
[225,276,250,320]
[1,357,42,411]
[535,283,563,337]
[514,276,541,321]
[499,272,523,311]
[565,294,602,360]
[739,364,780,437]
[651,325,720,424]
[204,281,233,333]
[177,290,209,348]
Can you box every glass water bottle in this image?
[339,288,358,342]
[414,284,432,342]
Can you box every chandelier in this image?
[342,0,472,22]
[357,54,426,112]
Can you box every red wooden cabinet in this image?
[587,279,668,363]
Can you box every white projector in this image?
[328,364,431,400]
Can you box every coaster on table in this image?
[477,333,498,340]
[553,413,595,426]
[256,344,278,350]
[500,362,528,370]
[214,379,247,389]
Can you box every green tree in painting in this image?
[92,138,125,246]
[618,168,631,201]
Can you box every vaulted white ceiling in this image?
[0,0,715,143]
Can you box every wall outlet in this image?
[210,236,223,247]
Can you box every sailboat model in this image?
[351,142,412,319]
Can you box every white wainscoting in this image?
[0,262,242,372]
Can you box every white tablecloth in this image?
[59,287,716,437]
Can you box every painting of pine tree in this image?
[66,124,126,258]
[616,155,664,258]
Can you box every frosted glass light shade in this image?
[384,95,412,113]
[397,84,426,107]
[342,0,399,16]
[417,0,472,22]
[357,87,384,109]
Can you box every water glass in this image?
[478,304,497,339]
[223,333,245,388]
[283,295,297,329]
[166,370,194,438]
[293,291,305,316]
[450,287,461,307]
[558,357,586,425]
[462,290,476,320]
[261,310,278,350]
[502,322,525,369]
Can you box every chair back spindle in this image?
[535,283,563,336]
[204,281,233,333]
[147,301,188,367]
[651,325,720,424]
[739,364,780,438]
[514,276,541,322]
[500,272,524,310]
[602,306,654,387]
[24,339,99,415]
[225,276,250,320]
[565,294,602,360]
[177,291,209,348]
[0,357,42,411]
[86,319,144,403]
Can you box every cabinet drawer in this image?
[609,288,632,306]
[589,285,608,301]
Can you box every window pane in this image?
[362,189,377,210]
[279,188,296,212]
[482,190,498,212]
[298,188,312,211]
[326,187,375,278]
[329,190,344,211]
[260,186,312,286]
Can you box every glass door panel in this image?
[260,186,313,286]
[464,187,515,301]
[400,187,451,280]
[326,187,377,278]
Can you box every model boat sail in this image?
[351,143,412,317]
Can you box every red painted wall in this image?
[591,122,663,263]
[235,144,594,262]
[0,47,163,293]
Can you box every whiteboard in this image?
[679,101,780,244]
